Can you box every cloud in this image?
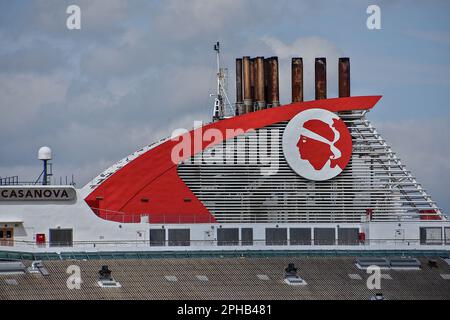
[261,36,342,102]
[153,0,246,41]
[0,73,68,128]
[0,39,67,74]
[0,0,134,43]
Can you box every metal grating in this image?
[178,111,445,223]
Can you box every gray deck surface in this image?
[0,256,449,300]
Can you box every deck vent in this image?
[348,273,362,280]
[389,258,421,270]
[428,259,438,268]
[356,258,390,270]
[165,275,178,282]
[28,261,49,276]
[97,265,121,288]
[0,261,26,275]
[283,263,307,286]
[196,275,209,282]
[4,279,19,285]
[370,293,385,300]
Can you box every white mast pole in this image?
[216,42,220,97]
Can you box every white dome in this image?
[38,146,52,160]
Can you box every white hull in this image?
[1,189,449,253]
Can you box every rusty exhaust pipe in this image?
[249,58,256,113]
[264,58,270,107]
[235,58,243,115]
[242,56,252,114]
[255,56,266,110]
[269,57,280,107]
[291,57,303,103]
[338,57,350,98]
[315,57,327,100]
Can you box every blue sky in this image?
[0,0,449,212]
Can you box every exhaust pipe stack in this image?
[249,58,256,112]
[315,57,327,100]
[235,58,243,115]
[267,57,280,107]
[236,55,280,114]
[242,56,252,114]
[338,57,350,97]
[291,57,303,103]
[235,55,350,114]
[255,57,266,110]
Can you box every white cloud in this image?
[81,0,128,30]
[154,0,246,41]
[261,36,342,102]
[0,73,68,128]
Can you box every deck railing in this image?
[2,238,448,250]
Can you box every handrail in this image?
[91,207,216,224]
[2,238,448,249]
[89,207,446,224]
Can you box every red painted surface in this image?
[36,233,46,244]
[358,232,366,243]
[419,209,442,220]
[297,118,352,171]
[85,96,381,223]
[366,208,374,221]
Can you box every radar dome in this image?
[38,146,52,160]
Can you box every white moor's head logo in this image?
[282,108,352,181]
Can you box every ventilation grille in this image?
[178,111,443,223]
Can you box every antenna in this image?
[212,42,234,121]
[38,146,52,185]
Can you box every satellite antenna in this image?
[38,146,52,185]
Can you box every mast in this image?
[215,42,221,98]
[212,42,233,121]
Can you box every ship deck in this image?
[1,256,449,300]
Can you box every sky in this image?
[0,0,449,212]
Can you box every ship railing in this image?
[2,238,448,250]
[89,208,448,224]
[0,176,75,186]
[91,207,217,224]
